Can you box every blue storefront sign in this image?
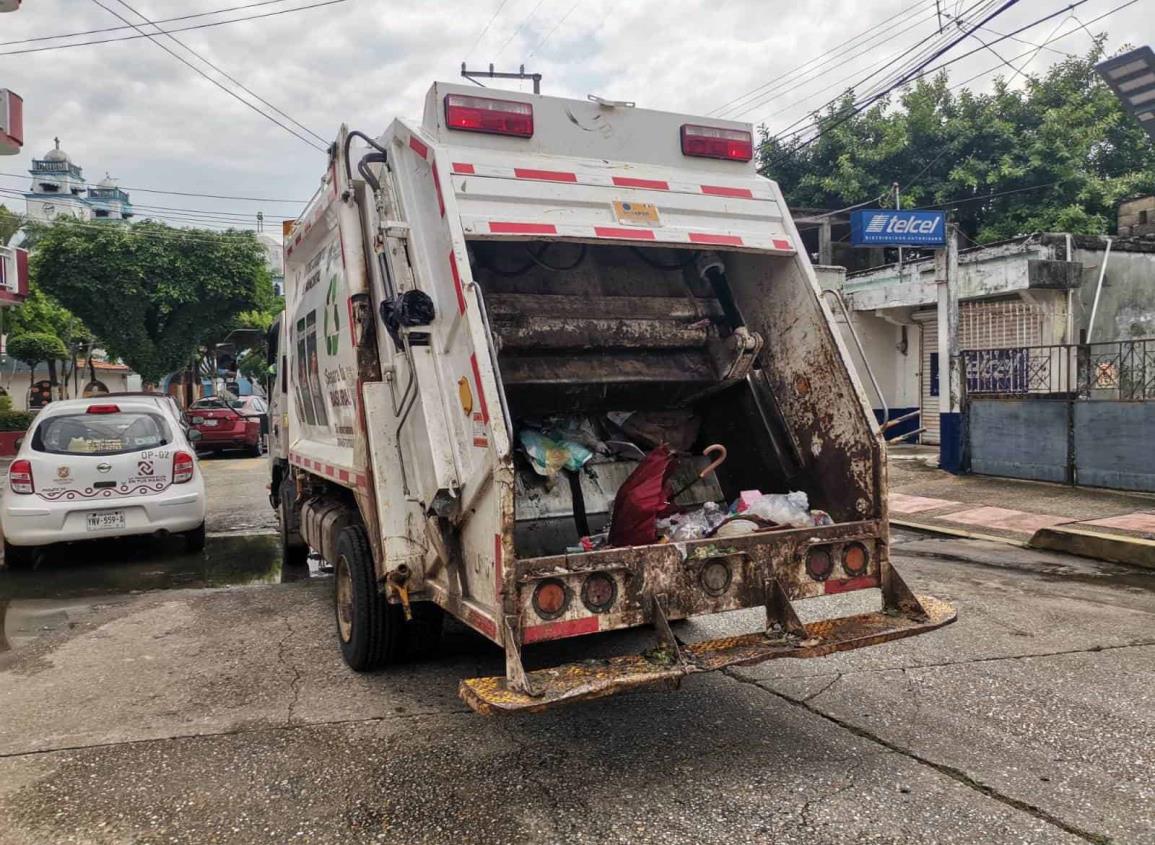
[850,210,947,247]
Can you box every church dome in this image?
[97,172,118,189]
[43,138,71,163]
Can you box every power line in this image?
[496,0,548,59]
[0,171,307,204]
[85,0,325,152]
[712,0,942,118]
[527,1,580,58]
[110,0,328,146]
[768,0,1093,148]
[467,0,514,59]
[0,0,350,57]
[0,0,296,47]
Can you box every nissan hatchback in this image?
[1,398,207,568]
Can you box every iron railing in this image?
[964,338,1155,400]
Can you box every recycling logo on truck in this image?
[324,274,341,355]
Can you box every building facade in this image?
[23,139,133,223]
[824,233,1155,445]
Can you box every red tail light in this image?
[173,451,195,484]
[9,458,33,494]
[681,124,754,162]
[445,94,533,138]
[86,404,121,414]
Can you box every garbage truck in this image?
[269,82,956,714]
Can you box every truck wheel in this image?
[3,541,39,570]
[278,487,308,568]
[334,524,403,671]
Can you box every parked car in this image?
[1,398,207,568]
[187,395,265,457]
[101,392,186,428]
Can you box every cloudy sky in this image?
[0,0,1150,232]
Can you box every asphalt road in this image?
[0,456,1152,844]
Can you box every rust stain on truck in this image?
[269,82,955,717]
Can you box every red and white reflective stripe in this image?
[289,451,367,490]
[464,217,795,253]
[408,134,429,160]
[449,249,466,314]
[449,161,773,201]
[523,616,600,644]
[285,193,336,257]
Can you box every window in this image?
[929,353,939,397]
[33,412,171,455]
[94,210,109,218]
[1140,210,1150,225]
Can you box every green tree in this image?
[761,43,1155,243]
[7,284,95,397]
[30,220,273,383]
[0,205,21,245]
[9,331,68,389]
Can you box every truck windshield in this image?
[33,412,172,455]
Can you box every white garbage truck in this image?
[269,83,955,714]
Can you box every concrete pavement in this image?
[1,456,1153,843]
[889,446,1155,567]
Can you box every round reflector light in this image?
[806,548,833,581]
[532,578,569,619]
[700,559,732,596]
[581,573,617,613]
[842,542,869,576]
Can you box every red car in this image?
[187,396,266,457]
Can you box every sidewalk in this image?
[888,445,1155,568]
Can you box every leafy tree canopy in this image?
[7,283,92,349]
[8,331,68,367]
[760,42,1155,243]
[30,220,274,382]
[0,205,21,245]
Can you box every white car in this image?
[1,398,207,567]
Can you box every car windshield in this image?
[33,412,172,455]
[192,397,244,410]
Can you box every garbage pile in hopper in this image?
[516,411,831,552]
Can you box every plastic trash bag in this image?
[741,490,816,528]
[518,429,593,478]
[608,444,678,547]
[658,501,727,542]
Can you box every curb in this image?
[1028,526,1155,571]
[890,518,1031,548]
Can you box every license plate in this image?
[202,419,219,427]
[86,511,126,532]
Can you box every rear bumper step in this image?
[459,594,956,714]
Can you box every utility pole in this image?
[935,223,962,473]
[893,182,903,276]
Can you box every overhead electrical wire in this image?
[526,1,581,58]
[85,0,325,152]
[765,0,1100,151]
[495,0,549,59]
[711,0,943,119]
[108,0,328,146]
[466,0,514,59]
[0,170,308,204]
[0,0,349,56]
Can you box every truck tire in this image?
[278,485,308,569]
[334,524,403,670]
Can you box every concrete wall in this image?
[1072,243,1155,342]
[968,397,1155,493]
[1118,196,1155,237]
[0,368,139,410]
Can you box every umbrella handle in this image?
[699,444,727,478]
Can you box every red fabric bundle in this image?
[608,444,678,547]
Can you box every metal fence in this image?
[964,338,1155,400]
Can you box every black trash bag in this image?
[380,289,436,349]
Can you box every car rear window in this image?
[32,412,173,455]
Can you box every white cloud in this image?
[0,0,1150,225]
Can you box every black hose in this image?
[631,246,699,271]
[527,242,586,271]
[342,130,389,188]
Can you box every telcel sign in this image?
[850,210,947,247]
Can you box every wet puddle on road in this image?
[0,533,328,653]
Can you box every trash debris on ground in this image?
[657,501,726,542]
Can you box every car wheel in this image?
[184,522,206,553]
[3,541,40,570]
[247,442,263,458]
[334,524,403,671]
[278,489,308,568]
